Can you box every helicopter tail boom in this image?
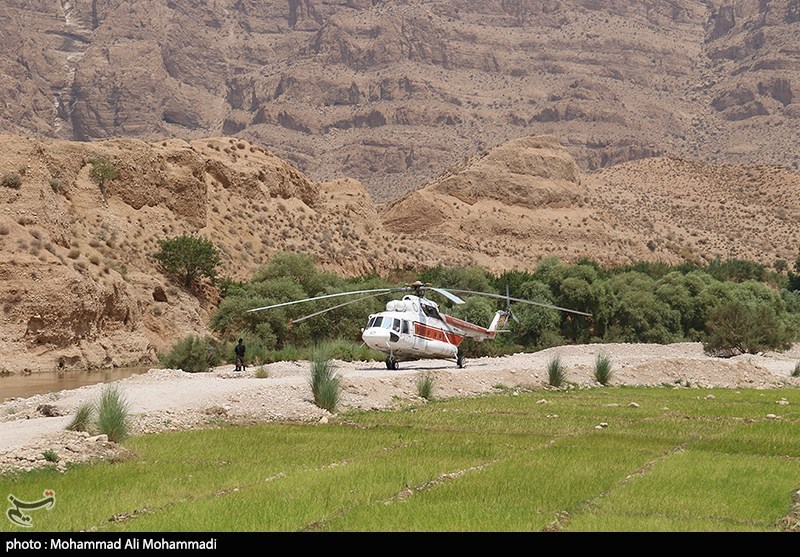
[443,310,508,342]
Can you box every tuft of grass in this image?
[309,345,340,413]
[547,355,567,388]
[255,366,269,379]
[594,352,614,386]
[66,401,95,433]
[42,449,59,463]
[96,385,130,443]
[416,372,435,401]
[792,362,800,378]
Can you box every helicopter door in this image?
[411,320,427,352]
[399,319,413,348]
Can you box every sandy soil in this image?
[2,342,799,475]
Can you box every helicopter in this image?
[248,281,591,370]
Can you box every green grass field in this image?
[2,386,799,532]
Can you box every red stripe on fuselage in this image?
[414,323,463,346]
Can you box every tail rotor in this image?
[499,284,520,330]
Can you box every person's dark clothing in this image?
[234,340,246,371]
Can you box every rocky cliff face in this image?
[1,1,798,203]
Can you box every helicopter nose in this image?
[362,327,391,350]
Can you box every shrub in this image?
[547,355,567,388]
[1,173,22,188]
[319,338,384,362]
[255,366,269,378]
[309,344,340,413]
[160,335,218,373]
[66,401,95,433]
[416,372,435,401]
[49,177,63,193]
[703,301,792,357]
[96,385,130,443]
[594,352,614,386]
[792,362,800,378]
[42,449,59,463]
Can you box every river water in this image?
[0,366,152,402]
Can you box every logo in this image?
[6,490,56,528]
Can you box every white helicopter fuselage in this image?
[361,294,506,367]
[247,279,590,371]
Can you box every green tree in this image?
[510,280,561,347]
[788,252,800,292]
[607,272,682,343]
[154,235,221,287]
[251,252,341,296]
[89,158,118,195]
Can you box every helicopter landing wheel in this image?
[456,352,465,369]
[386,355,400,370]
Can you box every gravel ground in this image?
[1,342,799,475]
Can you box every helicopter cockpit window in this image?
[382,318,393,329]
[422,304,441,320]
[392,318,401,332]
[370,316,382,328]
[401,321,409,334]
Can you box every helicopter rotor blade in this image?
[444,288,593,317]
[291,292,393,323]
[247,288,399,313]
[428,287,465,305]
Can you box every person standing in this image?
[234,338,246,371]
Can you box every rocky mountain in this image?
[1,0,798,202]
[1,132,798,373]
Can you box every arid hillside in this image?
[1,132,798,373]
[1,1,799,202]
[383,135,800,271]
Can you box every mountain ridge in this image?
[2,0,799,202]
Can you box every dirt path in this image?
[1,342,799,474]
